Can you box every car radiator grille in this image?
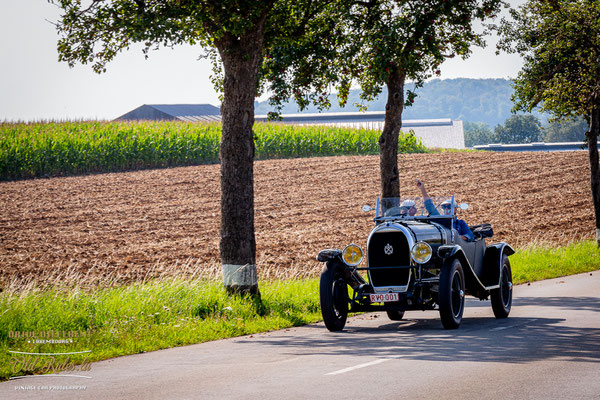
[368,231,411,288]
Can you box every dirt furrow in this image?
[0,151,594,283]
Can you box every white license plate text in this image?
[369,293,399,303]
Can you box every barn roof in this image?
[115,104,221,122]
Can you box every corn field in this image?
[0,121,427,180]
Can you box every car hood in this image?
[371,220,445,245]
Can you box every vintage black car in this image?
[317,196,514,330]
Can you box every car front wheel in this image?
[438,258,465,329]
[319,261,349,331]
[385,310,405,321]
[491,254,512,318]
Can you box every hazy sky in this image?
[0,1,524,122]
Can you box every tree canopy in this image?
[543,117,588,143]
[495,0,600,118]
[464,115,587,146]
[494,114,541,144]
[264,0,503,114]
[496,0,600,246]
[51,0,357,294]
[53,0,273,73]
[264,0,502,197]
[464,121,495,147]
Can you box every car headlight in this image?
[411,241,432,264]
[342,244,363,266]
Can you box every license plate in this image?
[369,292,399,303]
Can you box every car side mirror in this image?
[459,203,468,210]
[362,205,372,212]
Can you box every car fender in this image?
[438,245,487,296]
[317,249,366,289]
[316,249,342,263]
[482,242,515,287]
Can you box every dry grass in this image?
[0,258,323,294]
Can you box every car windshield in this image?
[377,196,456,219]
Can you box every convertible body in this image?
[317,196,514,330]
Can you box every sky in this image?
[0,1,524,122]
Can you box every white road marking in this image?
[326,356,402,376]
[330,318,542,375]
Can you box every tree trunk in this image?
[587,104,600,247]
[217,27,265,296]
[379,70,406,198]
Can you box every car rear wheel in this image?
[491,254,512,318]
[439,258,465,329]
[319,261,349,331]
[385,310,405,321]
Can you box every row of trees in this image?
[51,0,600,295]
[50,0,504,294]
[464,115,589,147]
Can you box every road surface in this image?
[2,271,599,399]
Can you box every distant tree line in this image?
[255,77,589,146]
[255,78,548,128]
[464,115,588,147]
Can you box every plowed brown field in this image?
[0,151,594,284]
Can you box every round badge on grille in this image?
[384,243,393,255]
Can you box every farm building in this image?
[254,111,465,149]
[115,104,221,122]
[116,105,464,149]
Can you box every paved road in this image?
[2,271,599,400]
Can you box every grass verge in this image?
[510,240,599,284]
[1,240,598,381]
[0,279,321,381]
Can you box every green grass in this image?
[510,240,600,284]
[0,279,321,381]
[0,121,427,180]
[1,240,597,381]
